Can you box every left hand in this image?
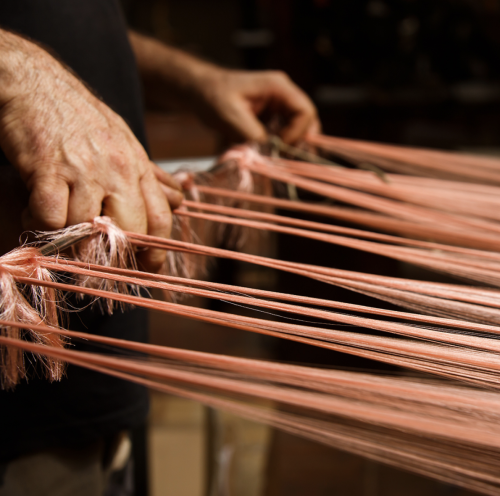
[192,69,320,145]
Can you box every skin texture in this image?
[0,29,319,269]
[0,30,182,271]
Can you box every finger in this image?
[306,118,322,137]
[252,72,318,144]
[274,87,318,144]
[150,163,184,207]
[102,182,148,235]
[137,171,172,273]
[28,173,70,230]
[302,119,323,154]
[66,180,106,226]
[279,109,318,145]
[151,164,182,191]
[218,99,268,143]
[159,183,184,209]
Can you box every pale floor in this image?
[148,393,205,496]
[148,392,270,496]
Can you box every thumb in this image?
[220,100,268,143]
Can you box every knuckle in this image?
[149,211,171,231]
[108,148,148,182]
[108,151,129,171]
[28,160,78,190]
[271,70,289,81]
[304,105,317,118]
[27,161,58,183]
[35,173,66,194]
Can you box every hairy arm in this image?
[129,31,320,144]
[0,29,182,271]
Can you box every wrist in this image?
[177,62,225,104]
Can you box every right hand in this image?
[0,31,182,272]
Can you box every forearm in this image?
[0,29,39,105]
[128,30,221,112]
[128,30,319,143]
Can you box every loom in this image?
[2,134,500,494]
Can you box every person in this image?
[0,2,319,495]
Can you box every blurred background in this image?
[119,1,500,495]
[124,0,500,158]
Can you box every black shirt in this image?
[0,0,149,462]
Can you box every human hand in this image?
[130,32,319,145]
[0,30,183,272]
[194,69,320,145]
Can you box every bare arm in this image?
[0,29,182,272]
[129,31,320,144]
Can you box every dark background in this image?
[122,0,500,150]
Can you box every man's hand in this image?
[130,32,320,145]
[192,69,320,144]
[0,30,182,272]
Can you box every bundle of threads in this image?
[2,134,500,494]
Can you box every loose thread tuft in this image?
[38,217,139,313]
[73,217,139,313]
[162,171,209,300]
[0,247,64,389]
[167,152,263,290]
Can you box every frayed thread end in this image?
[38,217,139,314]
[0,247,65,389]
